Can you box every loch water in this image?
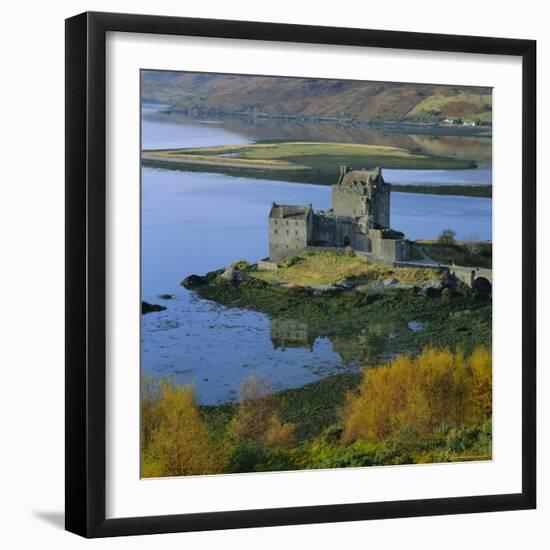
[141,105,492,404]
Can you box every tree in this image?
[229,376,295,448]
[438,228,457,247]
[144,381,225,477]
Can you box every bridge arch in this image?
[472,276,492,292]
[449,265,492,289]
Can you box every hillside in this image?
[142,71,492,124]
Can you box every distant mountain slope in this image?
[141,71,492,124]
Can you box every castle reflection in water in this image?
[269,317,403,365]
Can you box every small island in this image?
[182,166,492,366]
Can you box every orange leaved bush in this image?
[229,376,295,448]
[142,381,225,477]
[342,347,492,443]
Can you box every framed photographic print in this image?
[65,11,536,538]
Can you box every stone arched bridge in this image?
[448,265,492,289]
[392,249,492,289]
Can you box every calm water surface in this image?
[141,105,492,404]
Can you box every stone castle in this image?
[268,166,410,262]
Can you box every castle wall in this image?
[312,214,358,248]
[312,214,337,246]
[371,229,410,262]
[354,232,371,252]
[269,215,311,260]
[332,185,366,217]
[371,186,390,228]
[332,180,390,227]
[334,217,358,248]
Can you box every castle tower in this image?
[332,165,390,228]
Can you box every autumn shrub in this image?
[141,375,163,452]
[265,415,295,447]
[142,381,226,477]
[229,376,295,448]
[341,347,492,444]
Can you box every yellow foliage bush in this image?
[342,347,492,443]
[229,376,295,448]
[265,414,295,448]
[142,381,225,477]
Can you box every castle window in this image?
[295,230,298,236]
[286,230,289,235]
[274,229,278,235]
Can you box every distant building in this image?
[268,165,410,262]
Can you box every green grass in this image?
[251,251,442,287]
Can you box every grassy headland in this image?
[250,251,442,287]
[142,141,478,187]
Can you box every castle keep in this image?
[268,166,410,262]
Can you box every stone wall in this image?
[332,180,390,228]
[449,265,492,287]
[355,232,371,252]
[332,184,367,217]
[312,214,337,246]
[312,214,363,249]
[269,215,311,261]
[370,229,410,262]
[370,185,390,228]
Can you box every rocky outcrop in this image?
[141,301,167,314]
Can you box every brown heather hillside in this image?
[142,71,492,123]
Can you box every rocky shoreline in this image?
[181,258,492,355]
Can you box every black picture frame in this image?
[65,11,536,538]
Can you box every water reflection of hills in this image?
[143,109,491,164]
[270,317,403,365]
